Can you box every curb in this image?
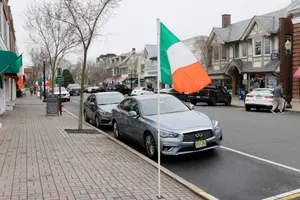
[63,108,219,200]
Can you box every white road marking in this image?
[261,188,300,200]
[221,146,300,173]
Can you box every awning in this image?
[0,51,22,74]
[293,67,300,79]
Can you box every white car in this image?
[245,88,286,111]
[130,87,154,96]
[51,87,70,102]
[87,86,99,93]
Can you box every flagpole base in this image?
[156,195,164,199]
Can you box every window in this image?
[241,43,247,57]
[254,39,262,55]
[222,46,228,59]
[141,96,190,116]
[213,46,219,60]
[96,93,124,105]
[264,39,272,55]
[234,43,239,58]
[119,99,133,111]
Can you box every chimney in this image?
[132,48,136,53]
[222,14,231,28]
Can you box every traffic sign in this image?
[55,76,64,85]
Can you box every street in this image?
[64,94,300,200]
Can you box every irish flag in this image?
[159,22,211,94]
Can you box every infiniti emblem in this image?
[195,133,203,138]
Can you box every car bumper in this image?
[160,129,223,156]
[245,100,273,108]
[99,115,113,126]
[188,95,210,102]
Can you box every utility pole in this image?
[43,61,47,102]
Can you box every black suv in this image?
[188,84,232,106]
[106,84,131,95]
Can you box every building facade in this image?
[0,0,20,114]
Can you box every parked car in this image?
[67,83,81,96]
[106,84,132,95]
[51,87,70,102]
[130,87,154,96]
[159,88,188,102]
[245,88,286,112]
[83,92,125,127]
[84,85,90,93]
[86,86,99,93]
[95,86,106,93]
[111,94,223,158]
[188,84,232,106]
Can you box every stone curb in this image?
[63,108,219,200]
[231,103,300,112]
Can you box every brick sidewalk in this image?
[0,96,203,200]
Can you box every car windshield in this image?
[96,93,124,105]
[68,84,80,88]
[141,96,190,116]
[54,87,67,92]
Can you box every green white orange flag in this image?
[159,22,211,94]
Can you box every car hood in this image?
[144,110,212,132]
[54,91,69,94]
[98,104,118,113]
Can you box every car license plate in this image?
[256,96,262,99]
[195,140,206,149]
[196,96,201,99]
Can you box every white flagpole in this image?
[156,18,161,199]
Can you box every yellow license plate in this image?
[195,140,207,149]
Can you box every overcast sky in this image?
[9,0,291,66]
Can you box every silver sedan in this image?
[111,94,223,158]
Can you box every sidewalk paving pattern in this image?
[0,96,203,200]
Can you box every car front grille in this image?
[182,130,213,142]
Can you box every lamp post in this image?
[285,37,292,108]
[43,61,47,102]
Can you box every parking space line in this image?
[221,146,300,173]
[262,188,300,200]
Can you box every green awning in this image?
[0,51,23,74]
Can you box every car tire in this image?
[112,120,121,139]
[84,110,89,122]
[191,100,197,106]
[245,106,251,111]
[144,132,158,159]
[225,98,231,106]
[95,115,100,128]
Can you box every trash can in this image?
[238,88,244,100]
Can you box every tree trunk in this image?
[51,67,56,95]
[78,49,88,130]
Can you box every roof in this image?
[209,2,293,43]
[95,92,123,96]
[144,44,158,59]
[132,94,172,101]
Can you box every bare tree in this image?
[25,0,80,94]
[193,36,211,70]
[51,0,121,129]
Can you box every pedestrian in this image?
[271,83,285,113]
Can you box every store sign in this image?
[24,68,34,75]
[271,53,279,60]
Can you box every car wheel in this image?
[84,110,89,122]
[191,100,197,106]
[95,115,100,128]
[245,106,251,111]
[144,133,157,159]
[113,121,121,139]
[225,98,231,106]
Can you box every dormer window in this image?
[222,46,228,59]
[241,43,247,57]
[254,39,262,56]
[264,38,272,55]
[234,43,239,58]
[213,46,219,60]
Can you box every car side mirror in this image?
[128,111,138,118]
[189,104,195,110]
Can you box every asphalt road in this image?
[64,94,300,200]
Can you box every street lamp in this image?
[42,61,47,102]
[285,36,292,108]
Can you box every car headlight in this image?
[160,130,179,138]
[99,109,110,116]
[212,120,221,131]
